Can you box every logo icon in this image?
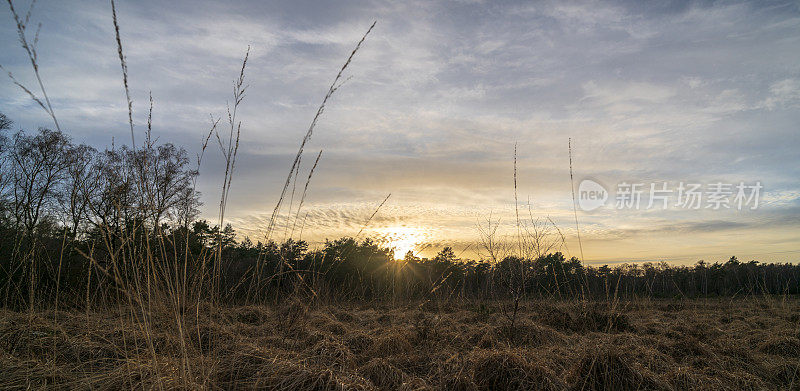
[578,179,608,211]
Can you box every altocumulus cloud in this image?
[1,0,799,263]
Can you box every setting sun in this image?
[374,226,428,260]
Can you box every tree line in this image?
[1,112,798,309]
[0,112,201,308]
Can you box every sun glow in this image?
[375,226,427,260]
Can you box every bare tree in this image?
[10,128,72,234]
[58,144,99,239]
[0,113,11,131]
[0,113,13,221]
[135,143,197,227]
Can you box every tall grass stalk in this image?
[355,193,392,239]
[290,150,323,238]
[263,21,376,244]
[253,21,376,302]
[2,0,60,132]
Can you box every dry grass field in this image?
[1,298,798,390]
[2,4,800,391]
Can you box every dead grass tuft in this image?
[309,339,353,368]
[570,344,665,391]
[345,332,375,357]
[530,302,631,333]
[234,306,269,325]
[368,332,414,358]
[360,358,405,389]
[441,375,479,391]
[278,300,309,328]
[769,362,800,386]
[471,350,564,391]
[759,335,800,357]
[251,361,343,390]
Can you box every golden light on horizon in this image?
[375,226,427,260]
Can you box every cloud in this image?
[1,0,798,262]
[761,79,800,110]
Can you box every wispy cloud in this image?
[1,0,798,263]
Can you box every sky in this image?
[1,0,799,264]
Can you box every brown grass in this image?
[1,297,799,390]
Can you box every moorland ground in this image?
[1,297,799,390]
[1,5,799,391]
